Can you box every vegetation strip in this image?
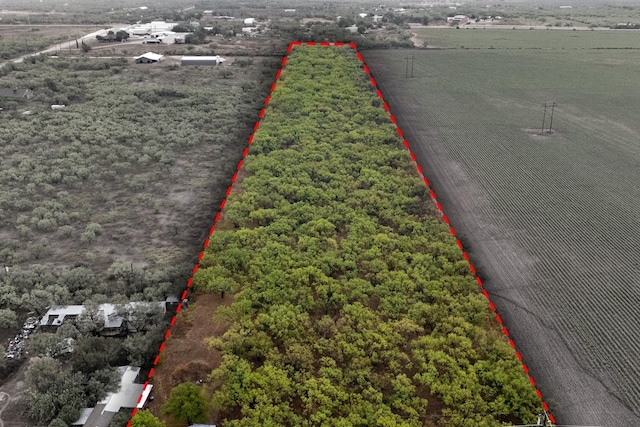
[123,62,278,426]
[358,46,556,424]
[136,42,547,426]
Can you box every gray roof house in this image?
[39,302,165,336]
[72,366,152,427]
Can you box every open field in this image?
[363,31,640,426]
[414,27,640,50]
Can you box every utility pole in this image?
[405,55,409,78]
[540,102,547,135]
[410,54,414,77]
[548,102,557,133]
[405,55,415,78]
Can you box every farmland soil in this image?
[362,49,640,426]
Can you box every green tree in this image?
[48,418,68,427]
[25,357,88,425]
[115,30,130,42]
[162,382,209,425]
[130,409,165,427]
[0,308,17,328]
[28,332,72,358]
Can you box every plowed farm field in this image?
[363,33,640,427]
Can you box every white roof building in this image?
[135,52,164,63]
[72,366,153,426]
[244,17,256,26]
[181,55,226,66]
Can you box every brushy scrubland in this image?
[0,54,279,425]
[191,45,542,427]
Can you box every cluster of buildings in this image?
[39,298,178,336]
[2,299,181,425]
[3,298,179,361]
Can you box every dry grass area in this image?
[0,24,99,40]
[146,292,232,426]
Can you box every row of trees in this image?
[187,45,543,426]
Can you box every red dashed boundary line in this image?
[352,43,556,423]
[126,41,554,425]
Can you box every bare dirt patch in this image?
[146,292,232,425]
[522,128,570,142]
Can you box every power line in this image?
[405,54,414,78]
[540,102,557,135]
[548,101,557,133]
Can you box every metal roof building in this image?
[135,52,164,63]
[72,366,153,426]
[181,55,226,66]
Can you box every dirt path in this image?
[0,392,9,427]
[410,33,424,48]
[146,293,232,425]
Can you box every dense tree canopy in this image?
[162,382,209,425]
[191,45,543,426]
[131,409,166,427]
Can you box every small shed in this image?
[134,52,164,64]
[181,55,226,66]
[243,17,256,26]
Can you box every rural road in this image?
[12,27,110,63]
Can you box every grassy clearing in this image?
[363,32,640,425]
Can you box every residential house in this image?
[72,366,152,426]
[39,301,166,336]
